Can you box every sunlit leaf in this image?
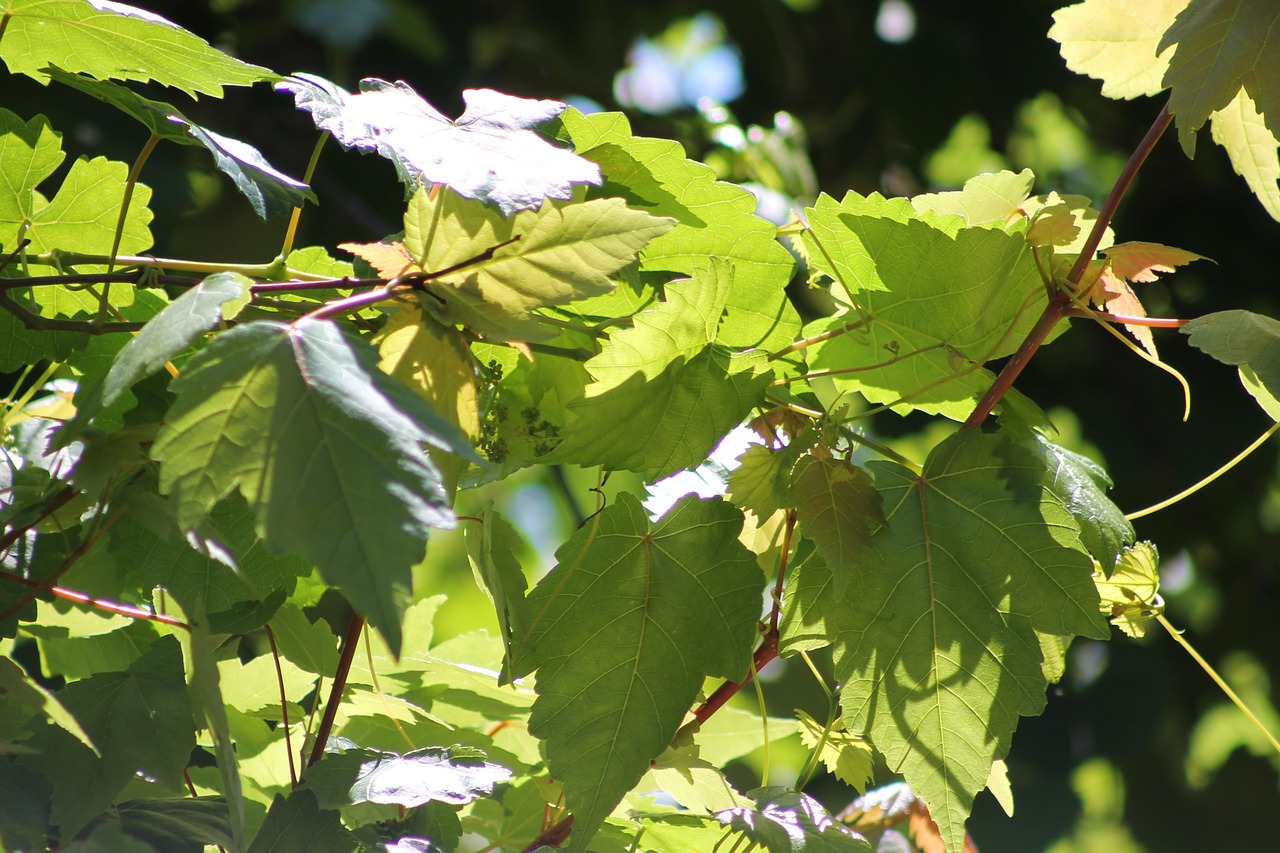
[833,429,1107,853]
[1210,89,1280,221]
[304,745,512,808]
[1049,0,1186,99]
[795,710,874,792]
[547,259,771,479]
[464,503,530,682]
[524,493,764,852]
[278,75,601,215]
[1094,541,1161,637]
[909,169,1034,227]
[0,0,274,95]
[717,786,872,853]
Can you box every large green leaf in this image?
[47,70,314,219]
[1183,309,1280,405]
[791,456,883,597]
[1158,0,1280,156]
[525,493,764,852]
[562,108,800,351]
[246,790,352,853]
[1210,89,1280,221]
[115,797,234,852]
[802,191,1047,420]
[151,319,476,652]
[547,258,771,480]
[0,0,274,95]
[402,186,674,341]
[832,429,1107,853]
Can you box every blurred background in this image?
[4,0,1280,849]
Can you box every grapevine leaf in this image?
[0,765,51,851]
[0,0,275,95]
[189,616,246,851]
[151,319,477,653]
[16,725,130,840]
[802,192,1048,419]
[792,457,884,597]
[778,538,834,657]
[341,240,419,278]
[57,272,250,447]
[726,442,803,520]
[268,604,340,677]
[1210,89,1280,221]
[985,760,1015,817]
[278,75,601,215]
[1182,309,1280,403]
[716,787,872,853]
[547,259,771,479]
[1049,0,1186,99]
[795,710,875,792]
[246,790,353,853]
[46,69,313,218]
[1094,541,1161,637]
[402,186,675,342]
[114,797,234,852]
[833,430,1107,853]
[1158,0,1280,156]
[1013,431,1134,570]
[464,503,531,682]
[304,746,512,809]
[1101,241,1207,281]
[909,169,1035,227]
[645,736,751,813]
[525,493,764,852]
[1019,192,1114,253]
[562,109,800,351]
[0,656,96,753]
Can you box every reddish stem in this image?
[0,486,76,555]
[962,102,1174,428]
[769,512,798,635]
[305,613,365,770]
[1065,308,1188,327]
[0,575,189,629]
[692,629,780,726]
[0,512,122,624]
[264,624,298,788]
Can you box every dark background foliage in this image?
[4,0,1278,848]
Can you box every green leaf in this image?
[716,787,871,853]
[547,259,772,479]
[303,746,512,808]
[777,538,833,657]
[115,797,234,852]
[832,430,1107,853]
[402,186,674,342]
[152,319,475,653]
[46,70,313,219]
[795,710,874,792]
[726,442,802,520]
[1094,541,1162,638]
[268,604,340,677]
[190,615,247,851]
[791,457,883,598]
[645,735,750,813]
[58,273,250,447]
[1049,0,1185,99]
[1210,89,1280,221]
[909,169,1035,226]
[1159,0,1280,156]
[1183,309,1280,404]
[0,0,275,95]
[0,656,96,753]
[0,764,52,851]
[279,76,601,215]
[525,493,764,852]
[464,503,531,682]
[563,108,801,352]
[247,790,353,853]
[802,191,1047,420]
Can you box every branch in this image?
[304,612,365,772]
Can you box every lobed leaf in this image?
[1210,89,1280,221]
[525,493,764,852]
[1183,309,1280,406]
[0,0,275,95]
[833,429,1107,853]
[1094,541,1162,637]
[548,258,771,479]
[791,456,884,597]
[152,319,476,653]
[1049,0,1186,99]
[247,790,352,853]
[716,787,871,853]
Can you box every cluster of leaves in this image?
[1,1,1279,852]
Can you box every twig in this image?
[304,612,365,771]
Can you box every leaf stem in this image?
[280,131,329,259]
[263,624,298,788]
[108,133,160,273]
[305,612,365,771]
[0,574,188,629]
[692,629,779,726]
[1064,308,1188,328]
[1157,613,1280,757]
[0,511,123,624]
[1125,420,1280,520]
[962,101,1173,428]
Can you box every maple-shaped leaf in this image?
[726,442,804,520]
[401,185,674,342]
[1049,0,1186,100]
[909,169,1034,228]
[778,538,836,657]
[792,456,884,597]
[1210,89,1280,221]
[717,787,872,853]
[1094,541,1162,638]
[278,75,601,215]
[523,493,764,853]
[1019,192,1113,253]
[1182,309,1280,411]
[795,710,874,792]
[0,0,274,96]
[1159,0,1280,156]
[562,109,800,352]
[643,729,751,813]
[801,191,1049,420]
[151,319,477,653]
[340,240,421,279]
[546,258,772,480]
[304,746,512,809]
[1087,241,1206,355]
[832,429,1107,853]
[247,790,353,853]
